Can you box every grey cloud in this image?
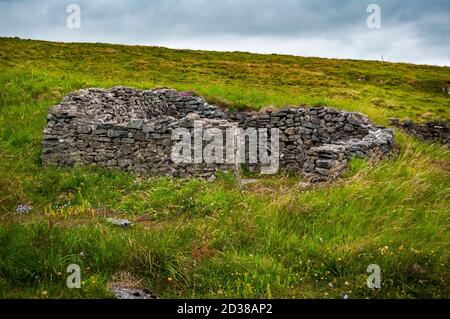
[0,0,449,66]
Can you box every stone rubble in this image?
[112,287,157,300]
[42,87,395,181]
[390,118,449,147]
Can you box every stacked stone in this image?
[303,144,348,180]
[226,107,393,178]
[42,87,395,181]
[43,114,236,179]
[390,119,449,147]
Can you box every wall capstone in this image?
[42,87,395,181]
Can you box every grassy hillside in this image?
[0,37,449,299]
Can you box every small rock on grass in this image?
[16,204,32,214]
[106,218,133,227]
[112,287,157,299]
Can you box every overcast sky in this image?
[1,0,449,66]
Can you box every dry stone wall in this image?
[390,119,449,147]
[42,87,394,181]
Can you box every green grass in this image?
[0,37,449,299]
